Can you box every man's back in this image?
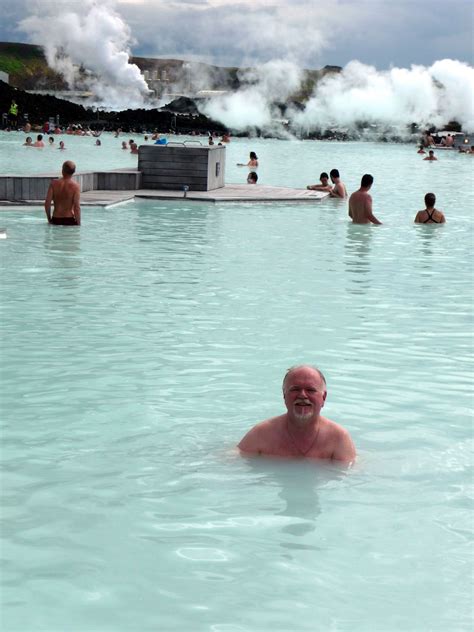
[45,161,81,225]
[349,190,371,223]
[50,178,80,217]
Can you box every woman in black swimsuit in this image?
[414,193,446,224]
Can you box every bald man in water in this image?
[238,365,356,462]
[45,160,81,225]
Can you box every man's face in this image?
[320,177,329,186]
[283,367,326,424]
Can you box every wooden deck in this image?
[0,184,328,208]
[80,185,329,206]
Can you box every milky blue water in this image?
[1,132,473,631]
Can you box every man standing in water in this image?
[238,365,356,462]
[44,160,81,225]
[348,174,382,224]
[328,169,347,198]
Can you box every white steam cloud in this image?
[19,0,150,109]
[293,59,474,134]
[200,60,303,131]
[198,58,474,136]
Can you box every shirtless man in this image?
[44,160,81,226]
[414,193,446,224]
[424,150,437,161]
[33,134,45,148]
[238,365,356,463]
[328,169,347,198]
[307,172,332,192]
[348,174,382,224]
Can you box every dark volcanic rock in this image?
[0,81,225,134]
[0,80,91,126]
[162,96,200,115]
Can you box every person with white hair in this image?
[238,365,356,462]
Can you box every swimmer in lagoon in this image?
[417,145,426,154]
[58,141,65,150]
[348,174,382,225]
[247,171,258,184]
[414,193,446,224]
[33,134,45,148]
[237,152,258,168]
[44,160,81,226]
[238,365,356,462]
[424,150,437,161]
[130,142,138,154]
[23,136,33,146]
[328,169,347,198]
[307,172,332,192]
[121,141,128,150]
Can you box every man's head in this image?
[62,160,76,176]
[425,192,436,208]
[320,172,329,184]
[330,169,340,182]
[37,134,43,141]
[361,173,374,189]
[282,365,327,424]
[247,171,258,184]
[428,150,434,157]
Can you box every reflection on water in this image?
[42,225,82,288]
[43,225,82,260]
[344,224,372,295]
[242,456,347,541]
[415,223,443,258]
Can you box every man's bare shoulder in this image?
[321,416,356,461]
[321,416,349,437]
[53,177,79,189]
[66,178,80,191]
[238,415,285,453]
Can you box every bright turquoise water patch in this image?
[1,141,473,631]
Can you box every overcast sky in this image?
[0,0,472,69]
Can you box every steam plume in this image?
[199,58,474,136]
[293,59,474,134]
[200,60,303,131]
[19,0,150,109]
